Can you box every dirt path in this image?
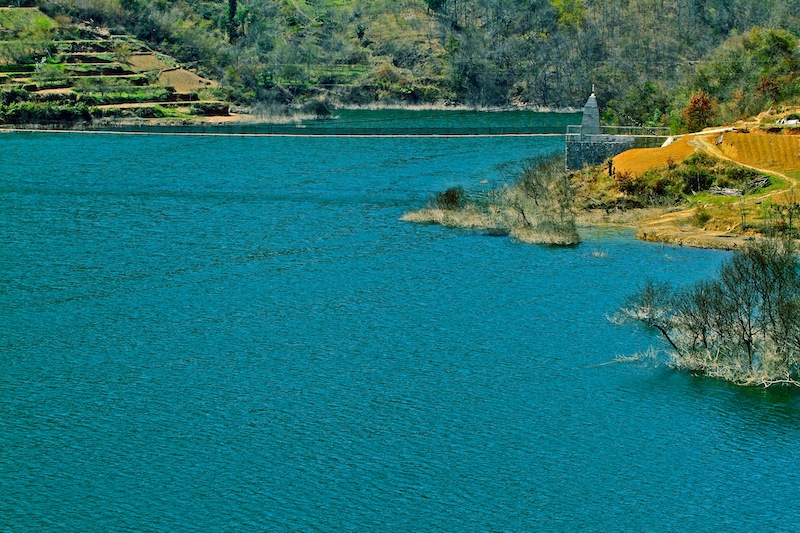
[635,129,798,250]
[691,132,798,192]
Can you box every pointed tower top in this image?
[581,90,601,135]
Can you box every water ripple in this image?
[2,132,799,531]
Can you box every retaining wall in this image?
[565,135,635,171]
[565,134,669,171]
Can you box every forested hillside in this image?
[12,0,800,128]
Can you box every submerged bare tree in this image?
[615,239,800,387]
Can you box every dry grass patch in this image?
[612,136,697,178]
[128,53,173,72]
[158,68,217,93]
[36,87,72,95]
[400,207,495,229]
[509,226,578,245]
[576,207,673,227]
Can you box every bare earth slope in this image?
[613,136,698,178]
[633,126,800,249]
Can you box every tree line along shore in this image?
[1,1,799,130]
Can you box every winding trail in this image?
[690,130,798,193]
[636,128,800,249]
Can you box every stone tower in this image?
[580,92,601,136]
[565,89,635,170]
[566,88,668,170]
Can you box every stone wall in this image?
[565,135,635,171]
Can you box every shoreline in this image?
[404,205,753,251]
[0,126,567,139]
[577,208,752,251]
[0,104,579,133]
[4,118,752,251]
[321,102,580,113]
[6,116,768,252]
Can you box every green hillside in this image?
[0,7,229,124]
[2,0,800,128]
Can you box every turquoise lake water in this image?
[2,127,800,531]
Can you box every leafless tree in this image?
[615,239,800,387]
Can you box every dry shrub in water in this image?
[432,186,465,210]
[615,238,800,387]
[404,154,580,245]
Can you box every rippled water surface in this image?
[2,130,800,531]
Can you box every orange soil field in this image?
[716,131,800,173]
[611,136,697,177]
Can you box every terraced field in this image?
[716,131,800,175]
[0,7,229,125]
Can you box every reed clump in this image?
[401,154,580,245]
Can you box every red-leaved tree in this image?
[683,91,718,132]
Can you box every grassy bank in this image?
[573,116,800,249]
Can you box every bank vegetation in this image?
[402,155,579,245]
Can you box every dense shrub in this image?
[615,168,683,204]
[77,89,172,106]
[0,87,30,105]
[0,102,91,123]
[189,101,229,116]
[337,84,377,105]
[433,187,465,210]
[301,98,332,119]
[678,166,715,194]
[722,166,762,187]
[614,152,771,205]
